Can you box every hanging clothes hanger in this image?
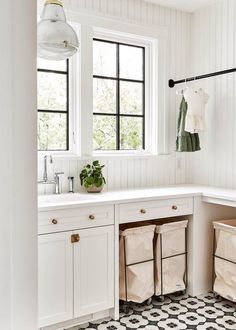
[176,77,188,96]
[192,76,203,93]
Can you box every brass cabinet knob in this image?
[172,205,178,210]
[71,234,80,243]
[52,219,58,225]
[89,215,95,220]
[140,209,147,214]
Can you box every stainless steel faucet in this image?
[43,155,52,182]
[38,156,64,194]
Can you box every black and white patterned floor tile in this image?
[69,292,236,330]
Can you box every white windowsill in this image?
[38,150,172,161]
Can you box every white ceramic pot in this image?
[86,184,103,193]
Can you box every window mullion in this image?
[142,48,145,150]
[38,69,68,75]
[116,43,120,151]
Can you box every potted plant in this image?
[80,160,106,193]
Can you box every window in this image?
[93,39,145,151]
[37,58,69,151]
[36,25,159,156]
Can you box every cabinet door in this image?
[38,232,73,328]
[74,226,114,318]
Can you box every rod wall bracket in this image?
[169,79,175,88]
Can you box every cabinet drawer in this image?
[119,197,193,224]
[38,205,114,234]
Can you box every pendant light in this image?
[37,0,79,60]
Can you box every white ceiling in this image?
[144,0,219,12]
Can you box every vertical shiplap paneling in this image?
[45,157,55,195]
[175,11,191,184]
[107,159,121,191]
[37,0,191,194]
[188,0,236,189]
[69,159,79,192]
[225,0,234,188]
[37,156,45,195]
[233,0,236,188]
[120,158,128,189]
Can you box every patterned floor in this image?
[71,292,236,330]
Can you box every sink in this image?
[38,193,100,205]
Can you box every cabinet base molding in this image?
[40,308,113,330]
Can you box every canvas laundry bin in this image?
[155,219,188,296]
[119,224,156,303]
[213,219,236,302]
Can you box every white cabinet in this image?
[74,226,114,317]
[119,197,193,223]
[38,232,73,328]
[38,205,114,235]
[38,226,114,328]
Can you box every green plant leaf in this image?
[79,161,106,188]
[94,178,103,187]
[85,176,94,185]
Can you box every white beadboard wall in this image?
[38,0,191,194]
[38,154,178,194]
[187,0,236,189]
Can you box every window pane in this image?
[93,115,116,150]
[38,72,67,111]
[38,112,67,150]
[120,45,143,80]
[120,117,143,150]
[93,78,117,114]
[120,81,143,115]
[37,58,67,71]
[93,40,117,77]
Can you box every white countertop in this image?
[38,184,236,211]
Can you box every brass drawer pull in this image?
[52,219,58,225]
[140,209,147,214]
[172,205,178,210]
[89,215,95,220]
[71,234,80,243]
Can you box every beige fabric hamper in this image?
[155,220,188,296]
[119,224,156,303]
[213,219,236,302]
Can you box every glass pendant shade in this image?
[37,0,79,60]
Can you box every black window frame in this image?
[37,59,70,152]
[93,38,145,151]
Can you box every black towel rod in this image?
[169,67,236,88]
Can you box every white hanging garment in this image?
[184,87,209,133]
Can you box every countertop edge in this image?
[38,187,202,212]
[38,185,236,212]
